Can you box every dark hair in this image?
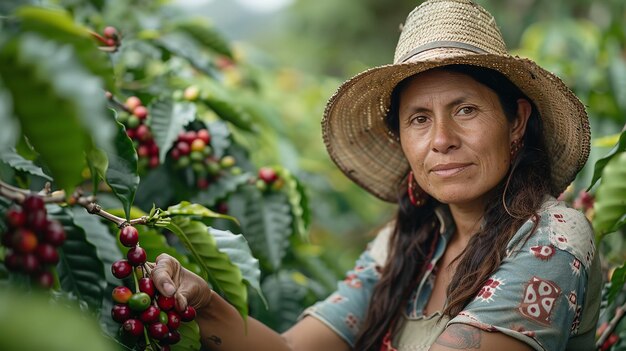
[353,64,552,350]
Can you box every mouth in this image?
[430,163,472,177]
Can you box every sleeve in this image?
[447,206,595,351]
[298,238,385,347]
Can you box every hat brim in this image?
[322,53,590,203]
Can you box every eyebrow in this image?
[402,96,471,115]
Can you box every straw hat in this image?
[322,0,590,203]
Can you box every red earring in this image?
[407,171,427,207]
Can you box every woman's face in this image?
[398,69,529,208]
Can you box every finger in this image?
[151,255,180,297]
[174,291,189,312]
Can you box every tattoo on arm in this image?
[206,335,222,346]
[435,324,481,349]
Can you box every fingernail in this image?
[164,283,176,296]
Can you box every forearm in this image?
[197,292,292,351]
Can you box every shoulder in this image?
[368,221,394,267]
[511,196,596,270]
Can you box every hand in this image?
[149,253,213,313]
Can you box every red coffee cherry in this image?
[140,305,161,324]
[43,220,66,247]
[26,209,47,232]
[133,106,148,120]
[167,311,181,330]
[122,319,144,337]
[147,322,169,340]
[119,226,139,247]
[258,167,278,184]
[111,304,132,323]
[22,196,45,212]
[111,259,133,279]
[35,244,59,265]
[127,246,147,266]
[157,295,176,311]
[36,271,54,288]
[103,26,118,39]
[6,207,26,228]
[138,277,155,298]
[180,306,196,322]
[22,253,40,274]
[197,129,211,144]
[4,251,22,271]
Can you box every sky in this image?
[174,0,294,13]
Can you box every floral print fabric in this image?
[300,197,598,351]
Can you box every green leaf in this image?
[607,262,626,306]
[0,148,51,180]
[168,218,263,321]
[86,147,108,196]
[207,121,231,159]
[167,201,239,225]
[174,21,233,58]
[16,6,115,91]
[588,129,626,190]
[593,152,626,238]
[202,96,256,132]
[0,290,114,351]
[104,121,139,220]
[171,321,201,351]
[151,33,218,78]
[229,186,292,270]
[149,99,196,162]
[256,271,308,332]
[0,34,115,194]
[191,173,251,207]
[47,205,107,311]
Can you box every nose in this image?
[430,118,460,153]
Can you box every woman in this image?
[151,0,601,350]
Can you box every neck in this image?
[448,202,485,245]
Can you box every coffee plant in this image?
[0,1,625,351]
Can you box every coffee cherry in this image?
[157,295,176,311]
[183,131,197,144]
[161,345,171,351]
[112,286,133,304]
[197,129,211,144]
[119,226,139,247]
[180,306,196,322]
[138,277,155,298]
[140,305,161,324]
[190,139,206,152]
[220,155,236,168]
[183,86,200,101]
[258,167,278,184]
[111,259,133,279]
[22,253,40,273]
[128,292,151,312]
[127,116,140,129]
[35,244,59,265]
[4,251,22,271]
[127,246,147,266]
[43,220,66,246]
[134,106,148,120]
[176,141,191,156]
[149,156,159,168]
[12,228,38,253]
[103,26,118,39]
[125,96,142,112]
[36,271,54,288]
[111,304,132,323]
[167,311,181,330]
[122,319,144,337]
[147,322,169,340]
[26,209,47,232]
[22,196,45,212]
[167,330,181,344]
[197,178,209,189]
[6,207,26,228]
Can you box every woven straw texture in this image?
[322,0,590,203]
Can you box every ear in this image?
[510,98,532,141]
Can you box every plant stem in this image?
[596,300,626,349]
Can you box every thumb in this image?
[151,254,180,297]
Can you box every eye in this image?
[410,115,428,125]
[458,106,476,115]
